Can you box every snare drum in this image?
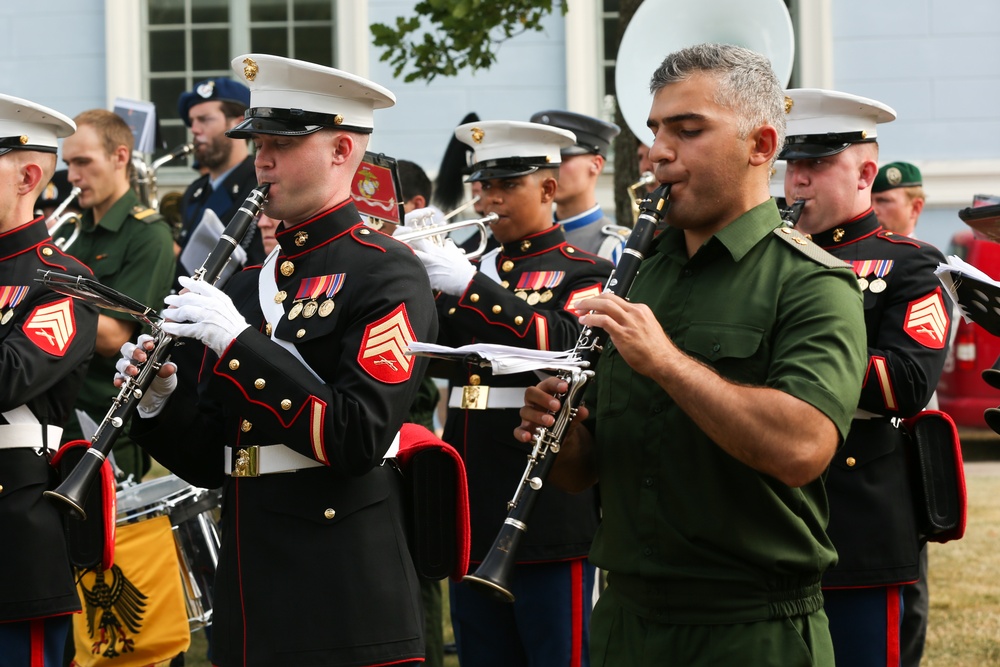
[116,474,221,630]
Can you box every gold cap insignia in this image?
[784,97,793,114]
[887,166,902,186]
[471,127,485,144]
[243,57,258,81]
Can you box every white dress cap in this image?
[0,94,75,156]
[227,54,395,138]
[780,88,896,160]
[455,120,576,181]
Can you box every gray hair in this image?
[650,43,786,162]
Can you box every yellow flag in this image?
[72,515,190,666]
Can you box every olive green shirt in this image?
[57,189,176,477]
[584,199,867,624]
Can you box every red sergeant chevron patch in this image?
[564,284,603,317]
[24,298,77,356]
[904,288,949,349]
[358,303,416,383]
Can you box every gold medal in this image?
[288,302,304,320]
[527,291,540,306]
[538,289,553,303]
[318,299,335,317]
[0,310,9,325]
[857,277,869,292]
[303,300,319,318]
[515,290,528,301]
[870,278,887,293]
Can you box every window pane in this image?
[603,0,618,12]
[192,27,230,71]
[251,0,288,22]
[605,67,615,99]
[150,30,186,72]
[192,0,229,23]
[603,17,617,57]
[294,26,332,66]
[148,0,184,25]
[252,27,289,58]
[294,0,331,21]
[154,124,189,160]
[150,77,188,122]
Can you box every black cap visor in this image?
[465,156,553,182]
[779,132,875,161]
[226,107,373,139]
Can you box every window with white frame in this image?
[143,0,337,162]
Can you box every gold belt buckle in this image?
[233,446,259,477]
[461,385,489,410]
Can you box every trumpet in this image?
[45,186,83,251]
[394,212,499,258]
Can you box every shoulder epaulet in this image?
[131,205,163,223]
[772,226,847,269]
[600,223,631,240]
[350,225,392,252]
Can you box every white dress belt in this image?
[0,424,63,451]
[448,386,528,410]
[224,431,400,476]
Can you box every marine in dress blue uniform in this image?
[126,54,437,667]
[413,120,613,667]
[782,89,951,667]
[0,95,99,667]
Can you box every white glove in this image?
[115,334,178,418]
[161,275,251,356]
[412,238,476,296]
[402,205,446,227]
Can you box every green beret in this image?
[873,161,922,192]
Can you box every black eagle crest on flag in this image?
[80,564,149,658]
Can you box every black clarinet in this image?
[463,184,671,602]
[44,184,270,519]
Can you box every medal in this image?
[0,309,9,325]
[515,290,528,301]
[538,289,553,303]
[869,278,886,293]
[527,291,540,306]
[303,300,319,318]
[0,286,28,326]
[288,302,303,320]
[868,259,893,295]
[319,299,335,317]
[857,277,869,291]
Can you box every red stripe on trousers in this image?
[885,585,901,667]
[29,619,43,667]
[570,559,583,667]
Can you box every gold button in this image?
[265,323,272,336]
[846,456,856,467]
[501,260,514,272]
[296,329,306,338]
[281,399,292,410]
[514,316,524,325]
[274,290,287,303]
[492,305,502,314]
[324,508,336,519]
[41,247,53,256]
[469,374,481,385]
[359,228,371,235]
[295,231,308,246]
[229,359,240,370]
[254,378,266,390]
[241,420,252,432]
[470,294,480,303]
[501,280,509,288]
[280,261,295,276]
[0,484,3,492]
[566,247,576,254]
[448,307,456,315]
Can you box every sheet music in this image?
[406,341,587,375]
[936,255,1000,330]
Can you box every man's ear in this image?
[330,132,355,166]
[858,159,879,191]
[408,194,427,209]
[113,144,131,171]
[540,174,558,203]
[19,162,45,197]
[748,125,779,167]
